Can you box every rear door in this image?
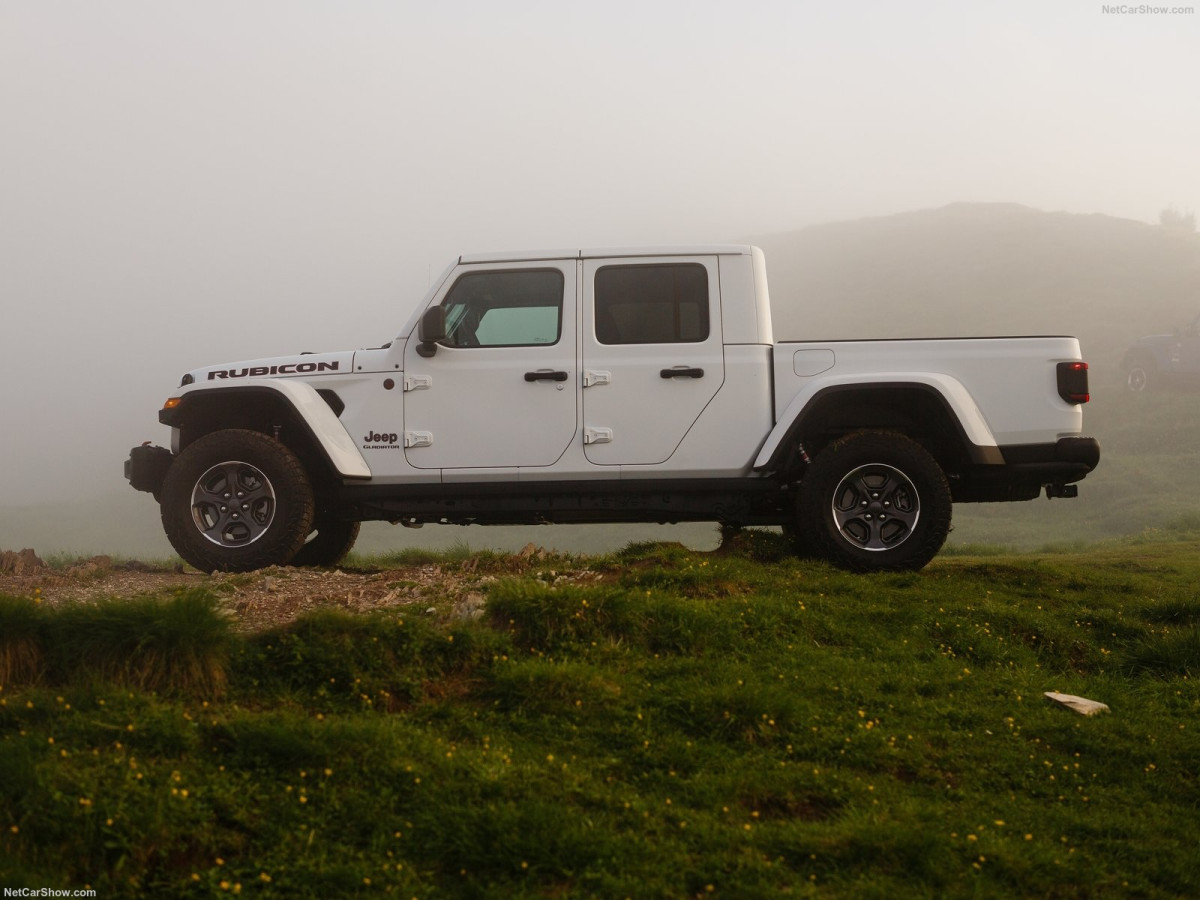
[581,256,724,466]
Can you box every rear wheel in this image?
[797,431,951,572]
[161,429,314,572]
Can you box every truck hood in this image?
[182,350,353,386]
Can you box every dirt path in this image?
[0,548,595,632]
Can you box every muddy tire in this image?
[161,429,314,572]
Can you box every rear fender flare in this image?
[753,374,1000,471]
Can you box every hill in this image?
[754,202,1200,366]
[2,537,1198,897]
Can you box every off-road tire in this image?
[292,517,360,567]
[796,431,951,572]
[161,429,315,572]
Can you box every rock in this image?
[452,593,486,621]
[67,555,112,577]
[0,548,47,575]
[1043,691,1110,716]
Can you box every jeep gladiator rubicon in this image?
[126,245,1099,573]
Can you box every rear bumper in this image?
[954,437,1100,502]
[1001,437,1101,480]
[125,443,173,497]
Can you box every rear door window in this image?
[593,264,709,344]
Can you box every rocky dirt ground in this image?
[0,545,598,632]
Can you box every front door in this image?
[402,262,577,469]
[581,256,724,466]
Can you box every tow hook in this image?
[1045,483,1078,499]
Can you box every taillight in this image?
[1056,361,1090,404]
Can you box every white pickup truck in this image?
[126,245,1099,573]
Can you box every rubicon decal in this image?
[207,361,339,380]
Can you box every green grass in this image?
[2,536,1198,898]
[35,552,183,573]
[0,590,233,697]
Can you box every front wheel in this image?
[796,431,951,572]
[160,429,315,573]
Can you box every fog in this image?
[2,1,1197,552]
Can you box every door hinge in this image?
[582,370,611,388]
[583,427,613,445]
[403,375,432,392]
[404,431,433,448]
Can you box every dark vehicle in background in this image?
[1123,313,1200,392]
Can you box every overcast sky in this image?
[1,0,1196,509]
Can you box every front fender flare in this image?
[161,380,371,480]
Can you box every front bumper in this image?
[125,443,173,497]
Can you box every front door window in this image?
[441,270,564,348]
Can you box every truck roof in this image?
[458,244,756,264]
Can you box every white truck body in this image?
[128,245,1099,572]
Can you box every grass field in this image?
[2,531,1198,899]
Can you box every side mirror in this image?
[416,307,446,358]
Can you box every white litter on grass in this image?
[1043,692,1110,716]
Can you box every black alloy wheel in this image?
[796,431,952,572]
[160,429,315,572]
